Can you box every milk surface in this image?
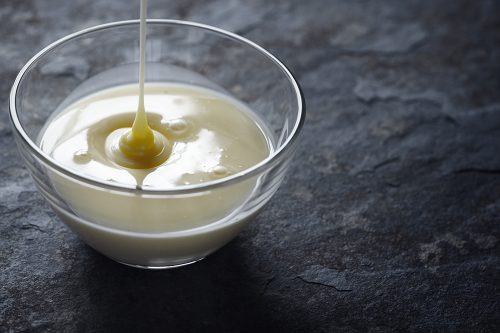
[40,83,271,232]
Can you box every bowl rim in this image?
[9,19,305,195]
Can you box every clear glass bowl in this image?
[9,20,305,269]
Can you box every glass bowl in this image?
[9,20,305,269]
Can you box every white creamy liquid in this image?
[39,84,271,266]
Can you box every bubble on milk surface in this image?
[211,165,229,177]
[164,118,190,137]
[73,149,91,164]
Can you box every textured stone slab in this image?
[1,0,499,332]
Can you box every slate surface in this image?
[1,0,499,332]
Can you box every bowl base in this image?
[115,257,206,270]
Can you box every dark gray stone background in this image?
[1,0,499,332]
